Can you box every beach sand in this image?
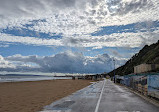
[0,79,92,112]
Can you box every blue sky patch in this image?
[1,27,63,39]
[25,19,47,27]
[91,21,159,36]
[0,42,141,60]
[1,19,62,39]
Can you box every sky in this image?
[0,0,159,74]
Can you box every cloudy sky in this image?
[0,0,159,74]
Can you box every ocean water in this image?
[0,74,71,82]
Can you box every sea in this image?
[0,74,72,82]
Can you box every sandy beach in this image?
[0,79,92,112]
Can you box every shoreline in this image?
[0,79,92,112]
[0,75,72,83]
[0,78,71,83]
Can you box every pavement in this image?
[40,79,159,112]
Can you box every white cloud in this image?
[0,0,159,49]
[0,44,9,48]
[1,0,158,73]
[0,0,158,31]
[4,51,127,73]
[0,55,15,68]
[1,29,159,48]
[0,33,62,46]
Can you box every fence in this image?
[116,73,159,99]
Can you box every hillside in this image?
[107,40,159,76]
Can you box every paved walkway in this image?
[40,79,159,112]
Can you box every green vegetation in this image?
[107,40,159,76]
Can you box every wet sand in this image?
[0,79,92,112]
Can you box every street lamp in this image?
[113,58,115,83]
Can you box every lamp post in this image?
[113,58,115,83]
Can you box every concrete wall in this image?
[134,64,159,74]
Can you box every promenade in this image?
[40,79,159,112]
